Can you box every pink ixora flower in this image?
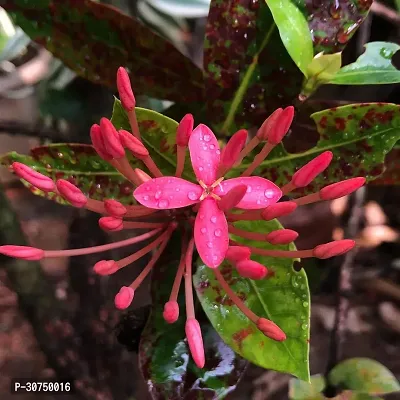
[0,67,366,369]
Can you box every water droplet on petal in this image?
[246,186,252,193]
[145,186,151,191]
[210,144,215,150]
[201,227,207,234]
[214,229,222,237]
[210,216,217,223]
[203,134,211,142]
[256,199,261,204]
[158,199,169,208]
[264,190,274,199]
[188,191,199,201]
[155,191,162,199]
[144,195,149,201]
[199,167,204,172]
[200,214,205,219]
[216,150,221,155]
[207,242,213,248]
[175,187,180,192]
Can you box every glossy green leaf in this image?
[289,374,325,399]
[0,144,134,205]
[139,253,248,399]
[331,42,400,85]
[2,0,204,102]
[231,103,400,196]
[111,99,194,180]
[194,219,310,381]
[329,358,400,395]
[265,0,313,75]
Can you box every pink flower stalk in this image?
[0,67,366,369]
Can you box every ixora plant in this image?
[1,0,400,398]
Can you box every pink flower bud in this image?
[320,177,366,200]
[266,229,298,245]
[90,124,112,160]
[266,106,294,145]
[100,118,125,159]
[56,180,87,208]
[292,151,333,188]
[116,67,136,111]
[134,168,152,183]
[99,216,123,232]
[313,239,355,259]
[261,201,297,221]
[104,199,127,217]
[257,318,286,341]
[185,318,205,368]
[220,129,248,170]
[12,162,55,192]
[114,286,135,310]
[119,129,149,158]
[163,300,179,324]
[218,184,247,211]
[257,108,283,140]
[176,114,194,147]
[93,260,118,276]
[0,245,44,260]
[236,259,268,280]
[225,246,251,264]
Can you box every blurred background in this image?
[0,1,400,399]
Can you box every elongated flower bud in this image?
[114,286,135,309]
[218,185,247,211]
[261,201,297,221]
[116,67,136,111]
[266,229,298,245]
[93,260,118,276]
[265,106,294,145]
[90,124,112,160]
[313,239,355,259]
[292,151,333,187]
[104,199,127,217]
[0,245,44,260]
[220,129,248,170]
[257,318,286,341]
[225,246,251,264]
[12,162,55,192]
[100,118,125,159]
[320,177,366,200]
[257,108,283,141]
[176,114,194,147]
[99,216,123,232]
[236,259,267,280]
[134,168,152,183]
[185,318,205,368]
[56,180,87,208]
[119,129,149,158]
[163,300,179,324]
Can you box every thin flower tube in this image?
[0,67,365,368]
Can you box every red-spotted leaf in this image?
[204,0,372,132]
[369,144,400,185]
[194,218,310,381]
[3,0,204,102]
[289,374,325,399]
[139,258,248,399]
[230,103,400,196]
[0,144,134,205]
[329,358,400,395]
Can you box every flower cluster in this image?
[0,67,365,368]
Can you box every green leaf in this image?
[139,248,248,399]
[111,99,194,179]
[231,103,400,196]
[289,374,325,399]
[265,0,313,76]
[302,52,342,98]
[328,358,400,395]
[194,218,310,381]
[0,144,134,205]
[2,0,204,102]
[369,144,400,185]
[331,42,400,85]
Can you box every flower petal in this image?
[194,198,228,268]
[189,124,220,185]
[133,177,202,209]
[214,177,281,209]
